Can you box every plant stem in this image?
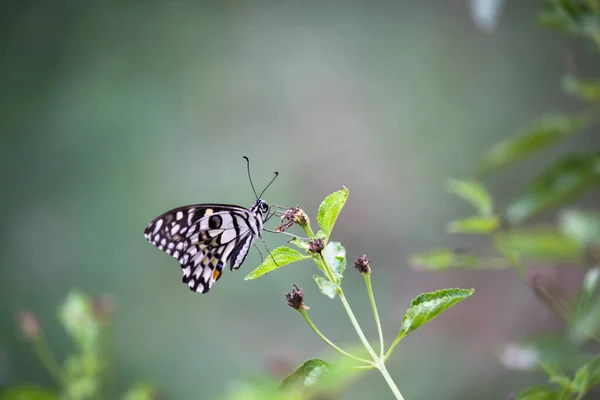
[364,274,385,357]
[377,361,405,400]
[299,308,372,365]
[384,332,405,362]
[34,337,64,385]
[337,290,378,361]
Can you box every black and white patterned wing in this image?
[144,204,260,293]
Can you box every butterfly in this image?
[144,157,279,294]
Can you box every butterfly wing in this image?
[144,204,260,293]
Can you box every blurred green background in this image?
[2,1,600,399]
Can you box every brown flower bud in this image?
[277,206,309,232]
[354,255,371,274]
[285,284,308,310]
[308,238,325,254]
[16,310,41,340]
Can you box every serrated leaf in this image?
[559,210,600,246]
[493,228,583,262]
[0,387,58,400]
[400,288,474,335]
[58,290,99,353]
[410,249,508,270]
[562,75,600,102]
[477,114,590,177]
[245,247,310,280]
[313,276,339,299]
[279,359,330,391]
[506,152,600,223]
[447,215,500,234]
[446,178,493,215]
[317,188,348,239]
[514,386,556,400]
[323,241,346,279]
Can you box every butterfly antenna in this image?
[259,171,279,199]
[243,156,259,199]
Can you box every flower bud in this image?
[354,254,371,274]
[285,284,308,310]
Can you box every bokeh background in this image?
[2,1,600,399]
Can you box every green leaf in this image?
[447,215,500,234]
[313,276,339,299]
[506,152,600,223]
[245,247,310,280]
[279,359,330,391]
[122,383,161,400]
[0,387,58,400]
[289,237,309,252]
[323,241,346,279]
[410,249,509,270]
[562,75,600,102]
[445,179,493,215]
[400,288,474,335]
[572,365,589,394]
[559,209,600,246]
[477,114,590,177]
[573,267,600,335]
[514,386,556,400]
[58,290,100,353]
[493,228,584,262]
[317,187,349,239]
[548,375,572,389]
[570,295,600,344]
[588,355,600,387]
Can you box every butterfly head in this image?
[251,198,270,220]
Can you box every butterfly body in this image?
[144,198,270,294]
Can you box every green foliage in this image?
[279,359,329,391]
[413,3,600,398]
[493,228,584,262]
[562,75,600,102]
[317,187,348,240]
[0,387,58,400]
[313,275,339,299]
[506,152,600,223]
[2,291,159,400]
[399,289,474,335]
[446,178,494,215]
[322,241,346,280]
[514,385,556,400]
[244,247,310,280]
[447,215,500,234]
[410,249,508,270]
[476,114,589,177]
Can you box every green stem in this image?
[299,308,372,365]
[384,332,406,362]
[318,253,338,283]
[33,337,64,386]
[337,290,379,361]
[364,274,384,357]
[377,361,405,400]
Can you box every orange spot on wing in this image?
[212,269,221,281]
